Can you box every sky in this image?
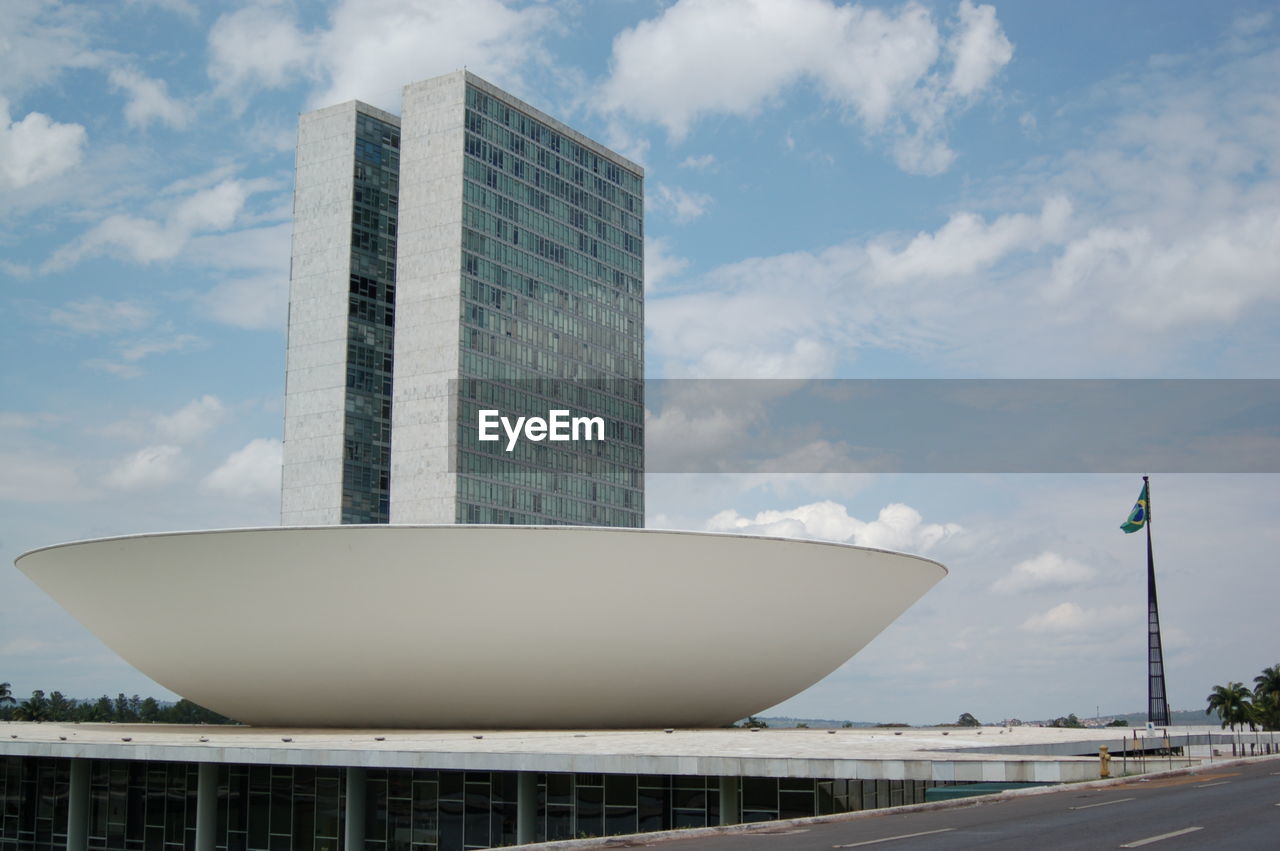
[1,0,1278,726]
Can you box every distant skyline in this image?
[2,1,1278,725]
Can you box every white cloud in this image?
[652,184,712,224]
[643,236,689,291]
[48,298,155,335]
[991,551,1096,594]
[1020,601,1140,634]
[599,0,1012,174]
[0,98,87,189]
[946,0,1014,97]
[104,445,184,490]
[0,412,66,430]
[84,333,204,379]
[188,222,292,330]
[0,452,88,503]
[648,31,1280,378]
[706,499,961,553]
[43,179,267,271]
[1046,210,1280,329]
[117,334,202,363]
[84,359,145,379]
[0,1,102,99]
[679,154,717,170]
[867,195,1072,284]
[124,0,198,17]
[203,438,282,497]
[207,3,315,95]
[98,396,227,443]
[108,68,193,129]
[200,273,290,330]
[207,0,558,111]
[155,396,226,444]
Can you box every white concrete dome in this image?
[16,526,945,728]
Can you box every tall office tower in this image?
[283,72,644,528]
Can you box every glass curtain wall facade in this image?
[1,756,957,851]
[455,82,644,527]
[342,111,400,524]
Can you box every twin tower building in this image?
[282,72,645,528]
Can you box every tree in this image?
[957,713,981,727]
[1205,682,1253,733]
[1105,718,1129,727]
[14,690,51,723]
[1254,665,1280,731]
[0,682,14,721]
[114,693,138,722]
[47,691,72,721]
[1050,714,1084,728]
[92,696,115,722]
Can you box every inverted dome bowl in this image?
[16,526,945,728]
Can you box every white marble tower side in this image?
[389,74,467,523]
[281,102,363,525]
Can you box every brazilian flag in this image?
[1121,482,1149,533]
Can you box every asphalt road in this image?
[654,758,1280,850]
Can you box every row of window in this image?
[350,273,395,304]
[460,316,640,381]
[458,499,642,528]
[466,86,642,195]
[353,206,397,238]
[460,307,641,374]
[461,348,634,391]
[463,179,640,264]
[463,102,641,210]
[356,112,400,148]
[455,377,643,422]
[353,185,398,213]
[463,253,641,326]
[457,471,640,519]
[2,756,974,851]
[462,139,642,254]
[463,202,641,281]
[462,280,640,357]
[461,229,640,322]
[463,157,644,268]
[456,430,643,483]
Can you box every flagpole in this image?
[1144,475,1171,727]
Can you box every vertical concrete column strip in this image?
[517,771,537,845]
[67,758,90,851]
[345,767,367,850]
[718,776,740,826]
[195,762,217,851]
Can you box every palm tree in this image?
[14,689,51,723]
[1255,665,1280,702]
[0,682,14,720]
[1206,682,1254,754]
[1254,665,1280,731]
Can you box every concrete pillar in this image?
[66,758,90,851]
[718,776,740,826]
[195,762,218,851]
[345,767,366,851]
[516,771,537,845]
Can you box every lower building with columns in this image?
[0,724,1135,851]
